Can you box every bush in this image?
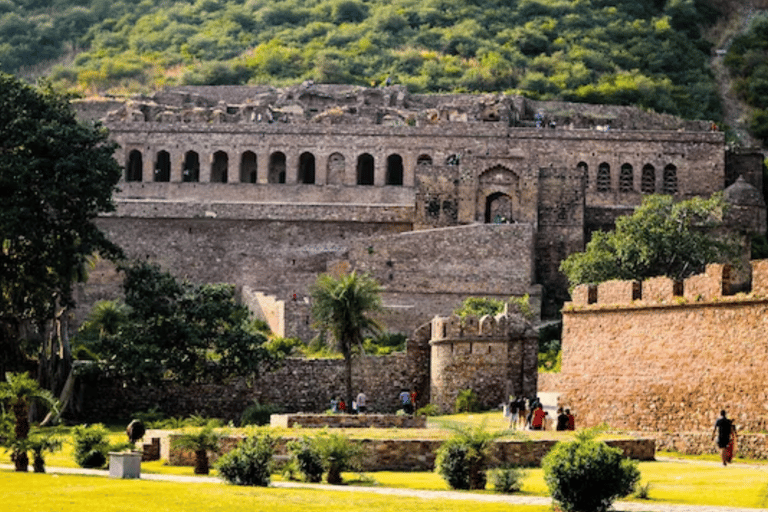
[72,424,110,468]
[415,403,440,416]
[216,433,276,486]
[490,465,525,493]
[286,436,324,483]
[454,388,480,413]
[542,432,640,512]
[314,432,364,484]
[435,421,503,490]
[240,401,281,426]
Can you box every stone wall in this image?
[558,261,768,433]
[269,414,426,429]
[164,433,655,470]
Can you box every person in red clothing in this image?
[531,404,547,430]
[566,408,575,430]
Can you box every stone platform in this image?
[269,413,427,429]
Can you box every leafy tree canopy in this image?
[560,194,740,288]
[0,73,122,377]
[0,0,721,120]
[92,260,272,385]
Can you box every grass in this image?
[0,472,551,512]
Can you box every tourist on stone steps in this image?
[356,391,367,414]
[713,409,737,466]
[556,407,569,431]
[399,389,413,414]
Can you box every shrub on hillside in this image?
[542,431,640,512]
[216,433,276,486]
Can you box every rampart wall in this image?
[558,261,768,433]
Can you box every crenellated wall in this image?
[429,310,538,413]
[559,261,768,433]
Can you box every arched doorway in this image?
[485,192,513,223]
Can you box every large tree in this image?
[310,271,382,412]
[0,74,122,391]
[560,193,740,288]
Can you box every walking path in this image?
[1,463,763,512]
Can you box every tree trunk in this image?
[33,453,45,473]
[194,450,209,475]
[343,352,353,415]
[327,463,342,485]
[12,449,28,472]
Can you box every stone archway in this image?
[478,166,519,223]
[485,192,513,223]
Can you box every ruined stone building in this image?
[75,84,766,339]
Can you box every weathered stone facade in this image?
[74,84,764,331]
[555,261,768,434]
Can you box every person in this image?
[531,403,547,430]
[330,397,339,413]
[516,397,527,428]
[399,389,412,414]
[508,396,519,428]
[410,389,417,411]
[338,398,346,413]
[565,408,575,430]
[356,391,367,414]
[713,409,737,466]
[556,407,569,431]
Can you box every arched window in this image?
[240,151,257,183]
[269,152,286,183]
[154,151,171,182]
[183,151,200,182]
[619,163,633,192]
[386,154,403,186]
[596,163,610,192]
[577,162,588,189]
[211,151,228,183]
[357,153,374,185]
[126,150,143,182]
[298,152,316,184]
[327,153,345,185]
[446,154,460,166]
[641,164,655,194]
[417,154,433,166]
[663,164,678,195]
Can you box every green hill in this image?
[0,0,725,120]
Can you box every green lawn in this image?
[0,472,550,512]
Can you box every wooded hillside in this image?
[0,0,723,120]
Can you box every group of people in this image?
[329,391,368,414]
[506,396,576,431]
[399,389,417,414]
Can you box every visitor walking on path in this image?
[713,409,737,466]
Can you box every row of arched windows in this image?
[577,162,678,195]
[125,150,412,186]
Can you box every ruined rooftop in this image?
[76,83,712,132]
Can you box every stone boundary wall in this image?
[654,432,768,459]
[560,261,768,433]
[164,434,654,470]
[77,351,428,422]
[269,414,427,429]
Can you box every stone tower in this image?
[429,307,538,413]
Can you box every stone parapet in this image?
[597,280,640,304]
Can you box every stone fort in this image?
[75,83,766,337]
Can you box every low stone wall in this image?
[164,434,655,470]
[653,432,768,459]
[270,414,427,429]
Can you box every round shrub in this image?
[216,433,276,486]
[542,434,640,512]
[240,401,280,427]
[287,437,324,483]
[435,440,472,490]
[490,465,525,494]
[435,422,499,490]
[72,424,110,469]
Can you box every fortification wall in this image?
[76,350,428,421]
[559,261,768,433]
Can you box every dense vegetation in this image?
[725,12,768,144]
[2,0,721,120]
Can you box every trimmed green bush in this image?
[454,388,479,413]
[240,400,281,426]
[287,437,324,483]
[72,424,110,469]
[435,421,504,490]
[314,432,364,484]
[542,432,640,512]
[216,433,276,486]
[490,465,525,493]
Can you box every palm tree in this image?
[310,271,382,413]
[171,425,222,475]
[0,372,58,471]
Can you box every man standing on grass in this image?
[713,409,736,466]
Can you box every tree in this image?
[310,271,382,412]
[560,194,739,287]
[94,260,272,385]
[0,74,123,392]
[171,425,222,475]
[0,372,58,471]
